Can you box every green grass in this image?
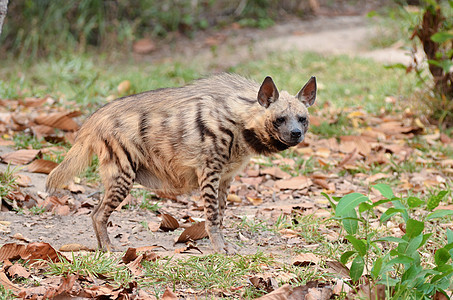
[0,165,19,201]
[141,252,274,298]
[47,251,132,285]
[1,51,416,116]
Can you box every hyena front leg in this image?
[91,144,136,251]
[199,167,236,254]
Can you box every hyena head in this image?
[257,76,317,147]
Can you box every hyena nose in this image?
[291,129,302,139]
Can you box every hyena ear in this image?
[258,76,279,108]
[296,76,317,107]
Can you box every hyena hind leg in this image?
[91,161,135,251]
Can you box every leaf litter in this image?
[0,79,452,299]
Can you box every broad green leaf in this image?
[346,235,367,256]
[447,229,453,244]
[401,264,421,283]
[373,184,394,199]
[406,219,424,238]
[358,202,372,213]
[392,200,409,222]
[342,209,359,235]
[336,193,370,217]
[380,208,407,223]
[435,248,451,266]
[371,257,383,280]
[431,31,453,43]
[426,209,453,220]
[372,198,393,208]
[340,251,356,265]
[374,236,407,244]
[419,233,433,249]
[387,255,414,266]
[407,196,424,208]
[350,255,364,282]
[427,190,449,211]
[402,233,424,255]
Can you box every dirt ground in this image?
[0,14,413,258]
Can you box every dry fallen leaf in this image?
[227,194,242,203]
[34,111,80,131]
[133,38,156,54]
[15,174,32,187]
[26,159,58,174]
[0,271,20,292]
[148,221,160,232]
[7,263,30,278]
[275,176,312,190]
[247,196,263,206]
[175,244,203,254]
[176,221,208,243]
[293,253,322,267]
[161,287,178,300]
[59,243,93,252]
[122,248,139,264]
[261,167,291,179]
[0,149,41,165]
[117,80,131,94]
[159,213,179,232]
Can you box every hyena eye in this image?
[275,117,286,125]
[298,116,307,123]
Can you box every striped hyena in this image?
[46,73,317,254]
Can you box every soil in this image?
[0,14,415,258]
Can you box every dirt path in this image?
[0,15,411,256]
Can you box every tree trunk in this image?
[0,0,8,37]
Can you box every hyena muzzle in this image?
[46,73,316,254]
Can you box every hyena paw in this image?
[211,236,238,255]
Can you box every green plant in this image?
[324,184,453,298]
[0,165,19,203]
[0,282,15,300]
[29,206,46,215]
[47,251,132,284]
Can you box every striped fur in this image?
[46,73,316,253]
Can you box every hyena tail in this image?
[46,141,93,193]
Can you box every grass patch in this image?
[141,252,274,297]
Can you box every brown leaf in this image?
[15,174,32,187]
[176,221,208,243]
[338,148,358,168]
[7,263,30,278]
[249,276,279,293]
[0,243,27,262]
[293,253,321,267]
[312,178,330,190]
[275,176,312,190]
[24,242,62,263]
[66,182,86,194]
[12,233,28,242]
[117,80,131,94]
[59,243,93,252]
[247,196,263,205]
[433,291,449,300]
[122,248,139,264]
[148,221,161,232]
[34,112,80,131]
[255,284,292,300]
[161,287,178,300]
[227,194,242,203]
[159,213,179,232]
[0,149,41,165]
[365,173,391,184]
[261,167,291,179]
[0,271,20,292]
[340,136,371,156]
[31,125,55,139]
[325,260,350,278]
[19,97,48,107]
[175,244,203,254]
[133,38,156,54]
[127,254,144,276]
[26,159,58,174]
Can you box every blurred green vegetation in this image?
[0,0,310,59]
